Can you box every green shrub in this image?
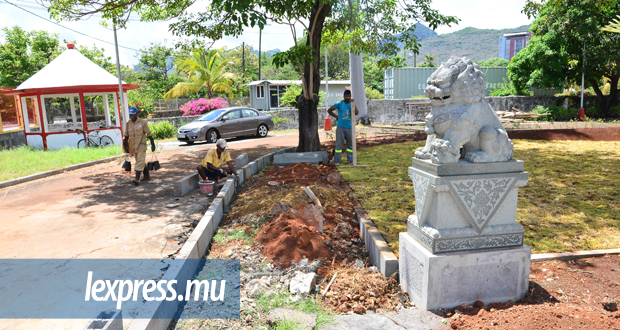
[280,84,326,107]
[365,86,384,100]
[150,121,176,140]
[531,105,577,121]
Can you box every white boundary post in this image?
[351,99,357,166]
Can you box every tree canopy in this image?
[0,26,62,88]
[163,47,236,100]
[510,0,620,115]
[45,0,457,150]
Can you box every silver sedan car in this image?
[176,107,275,145]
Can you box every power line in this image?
[7,0,142,22]
[1,0,142,52]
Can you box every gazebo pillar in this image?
[36,94,47,149]
[78,93,89,146]
[20,98,30,133]
[103,94,111,127]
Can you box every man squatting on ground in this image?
[328,89,359,165]
[123,107,155,185]
[197,138,239,183]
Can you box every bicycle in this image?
[76,128,114,148]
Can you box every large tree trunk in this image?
[590,75,619,117]
[297,1,331,152]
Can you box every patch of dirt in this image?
[507,127,620,141]
[323,133,426,151]
[449,254,620,329]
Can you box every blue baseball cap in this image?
[129,107,138,114]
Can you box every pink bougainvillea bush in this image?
[180,97,229,116]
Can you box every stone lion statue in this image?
[415,56,514,164]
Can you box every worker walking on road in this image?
[197,138,239,183]
[123,107,155,185]
[328,89,359,165]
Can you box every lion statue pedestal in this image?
[399,57,531,310]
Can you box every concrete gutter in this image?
[128,146,297,330]
[0,154,125,190]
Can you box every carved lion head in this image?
[424,57,485,107]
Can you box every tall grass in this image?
[338,140,620,254]
[0,145,122,182]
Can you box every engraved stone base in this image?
[409,158,529,253]
[407,215,524,253]
[399,232,531,310]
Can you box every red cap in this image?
[67,43,75,49]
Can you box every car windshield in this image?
[198,109,226,121]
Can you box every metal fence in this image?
[384,67,562,99]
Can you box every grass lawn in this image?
[338,140,620,255]
[0,145,122,182]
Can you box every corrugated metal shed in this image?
[384,67,561,99]
[246,80,351,110]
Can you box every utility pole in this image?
[580,41,585,108]
[113,22,125,133]
[325,46,329,107]
[258,29,262,81]
[242,42,245,80]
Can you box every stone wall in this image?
[146,115,201,127]
[0,130,26,149]
[485,95,600,112]
[152,110,184,118]
[145,95,609,130]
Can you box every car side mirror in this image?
[222,115,229,122]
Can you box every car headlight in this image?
[190,127,201,132]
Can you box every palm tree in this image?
[602,15,620,33]
[163,47,236,100]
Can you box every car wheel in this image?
[257,124,268,137]
[185,141,195,145]
[206,129,219,143]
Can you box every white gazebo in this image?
[1,43,139,150]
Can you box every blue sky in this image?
[0,0,533,66]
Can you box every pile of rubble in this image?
[201,161,408,329]
[496,108,550,121]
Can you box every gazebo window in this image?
[23,97,41,132]
[44,96,74,132]
[82,95,107,130]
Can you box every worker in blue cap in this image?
[123,107,155,185]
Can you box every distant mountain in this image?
[411,22,438,41]
[404,25,531,66]
[250,47,281,56]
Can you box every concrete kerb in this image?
[130,146,290,330]
[0,154,125,190]
[353,201,399,278]
[531,248,620,262]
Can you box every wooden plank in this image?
[304,186,322,208]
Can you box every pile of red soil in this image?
[256,203,332,268]
[251,163,363,270]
